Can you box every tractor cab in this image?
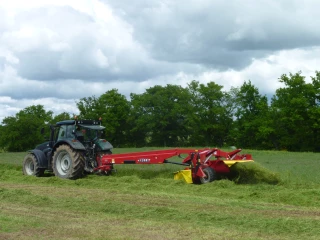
[73,123,106,143]
[54,120,104,141]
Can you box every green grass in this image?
[229,161,282,184]
[1,148,320,239]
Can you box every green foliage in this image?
[76,89,130,146]
[0,147,7,153]
[0,105,53,151]
[187,81,234,146]
[2,71,320,151]
[76,95,99,120]
[130,84,192,147]
[271,72,320,151]
[233,81,272,149]
[51,112,72,124]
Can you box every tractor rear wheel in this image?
[200,167,217,184]
[52,145,84,179]
[22,154,45,177]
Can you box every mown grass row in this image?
[1,149,320,239]
[1,160,320,207]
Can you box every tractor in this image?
[23,119,253,183]
[22,119,113,179]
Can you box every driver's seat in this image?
[76,131,84,142]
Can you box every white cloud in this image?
[0,96,17,104]
[140,47,320,96]
[1,0,320,124]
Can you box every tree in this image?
[130,84,192,147]
[77,89,130,147]
[309,71,320,151]
[233,81,271,149]
[51,112,73,124]
[0,105,53,151]
[187,81,234,147]
[128,92,153,147]
[271,72,320,151]
[76,96,100,120]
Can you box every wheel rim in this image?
[201,175,209,183]
[25,159,34,175]
[56,150,71,176]
[200,169,210,183]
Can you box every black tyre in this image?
[199,167,217,184]
[22,154,45,177]
[52,145,84,179]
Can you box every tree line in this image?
[1,71,320,152]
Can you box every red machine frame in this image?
[94,148,252,182]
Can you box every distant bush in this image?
[0,147,8,153]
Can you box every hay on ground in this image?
[228,162,281,184]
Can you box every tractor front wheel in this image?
[52,145,84,179]
[22,154,45,177]
[199,167,217,184]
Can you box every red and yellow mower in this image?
[97,148,253,184]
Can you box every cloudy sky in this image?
[1,0,320,123]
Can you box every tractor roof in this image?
[56,120,104,129]
[78,124,105,130]
[56,120,76,126]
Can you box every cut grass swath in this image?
[229,162,282,184]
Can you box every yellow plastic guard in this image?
[174,170,193,183]
[223,160,254,167]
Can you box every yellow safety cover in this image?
[174,170,193,183]
[223,160,254,167]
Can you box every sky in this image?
[1,0,320,123]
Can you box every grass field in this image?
[1,148,320,239]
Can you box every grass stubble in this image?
[0,149,320,240]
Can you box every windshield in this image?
[76,126,105,142]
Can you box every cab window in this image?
[57,125,67,140]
